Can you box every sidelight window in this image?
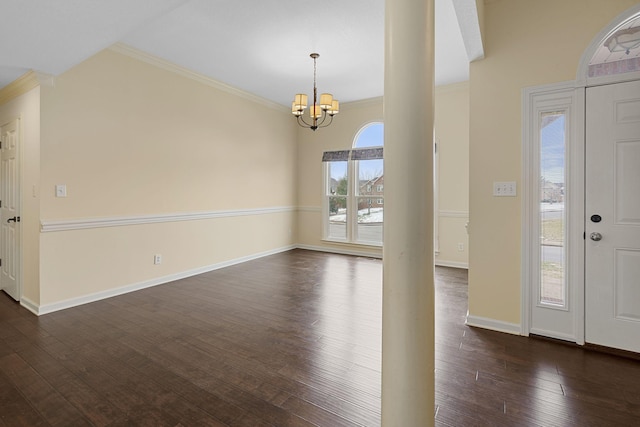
[539,112,566,306]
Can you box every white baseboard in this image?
[25,244,467,316]
[435,260,469,269]
[299,245,468,268]
[296,244,382,259]
[298,245,470,268]
[33,244,296,316]
[20,297,40,316]
[465,314,522,335]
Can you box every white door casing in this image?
[522,82,582,343]
[0,119,20,301]
[585,80,640,354]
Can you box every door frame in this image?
[522,81,584,343]
[521,4,640,343]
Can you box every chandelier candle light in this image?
[292,53,339,131]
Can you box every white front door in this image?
[586,80,640,353]
[0,119,20,301]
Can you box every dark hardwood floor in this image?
[1,249,639,426]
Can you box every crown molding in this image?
[341,96,383,111]
[108,43,287,113]
[0,71,40,105]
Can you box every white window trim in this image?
[522,81,584,343]
[322,123,384,246]
[433,138,440,255]
[322,161,349,243]
[322,157,384,246]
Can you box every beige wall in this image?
[0,80,41,305]
[38,48,298,308]
[297,82,470,266]
[435,82,469,268]
[468,0,638,325]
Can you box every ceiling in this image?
[0,0,482,107]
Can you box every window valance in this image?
[322,147,383,162]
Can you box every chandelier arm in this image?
[318,113,335,129]
[297,115,313,128]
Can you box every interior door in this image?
[586,80,640,353]
[0,119,20,301]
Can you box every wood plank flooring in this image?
[1,249,639,426]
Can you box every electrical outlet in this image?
[154,254,162,265]
[457,243,464,252]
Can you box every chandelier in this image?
[291,53,339,131]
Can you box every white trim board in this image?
[23,244,466,316]
[20,297,40,316]
[300,244,468,268]
[465,314,522,336]
[41,206,296,232]
[27,245,296,316]
[297,244,382,259]
[435,260,468,269]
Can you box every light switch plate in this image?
[55,184,67,197]
[493,181,516,197]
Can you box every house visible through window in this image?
[323,122,384,245]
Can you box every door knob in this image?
[6,216,19,223]
[590,232,602,241]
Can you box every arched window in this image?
[587,12,640,78]
[323,122,384,245]
[354,122,384,148]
